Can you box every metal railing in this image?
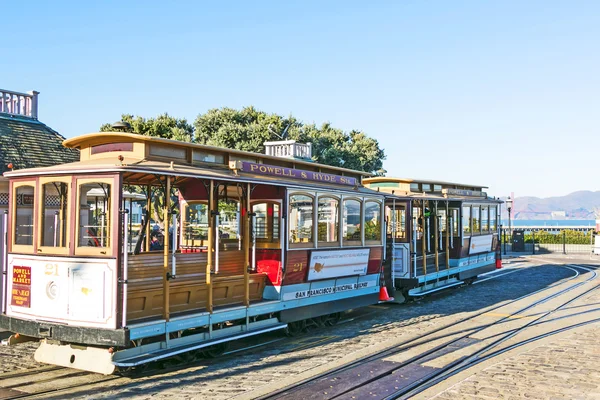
[501,227,595,255]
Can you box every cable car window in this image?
[14,184,35,246]
[490,206,497,231]
[40,181,69,248]
[452,208,459,235]
[252,201,280,244]
[481,206,489,233]
[343,199,362,245]
[78,182,111,248]
[472,206,480,234]
[438,209,447,232]
[386,203,407,241]
[289,194,314,247]
[182,201,209,249]
[318,197,339,245]
[364,201,382,243]
[218,198,240,242]
[462,206,471,235]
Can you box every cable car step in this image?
[113,322,288,367]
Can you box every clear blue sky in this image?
[2,1,598,198]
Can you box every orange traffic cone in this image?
[495,242,502,269]
[379,285,391,302]
[378,264,393,302]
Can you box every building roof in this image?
[363,176,488,189]
[0,114,79,175]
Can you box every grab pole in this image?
[171,213,178,278]
[121,210,129,329]
[215,215,220,274]
[2,211,8,314]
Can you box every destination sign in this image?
[11,266,31,308]
[442,188,485,197]
[234,161,357,186]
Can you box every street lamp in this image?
[506,196,513,252]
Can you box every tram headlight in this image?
[46,281,59,300]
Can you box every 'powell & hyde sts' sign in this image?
[231,161,358,186]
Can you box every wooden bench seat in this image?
[126,273,267,322]
[125,251,267,323]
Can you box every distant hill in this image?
[504,191,600,220]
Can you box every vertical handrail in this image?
[121,210,129,329]
[391,199,396,284]
[412,216,418,278]
[426,217,431,253]
[171,213,177,278]
[251,214,257,271]
[449,217,454,249]
[53,211,59,247]
[2,211,8,314]
[215,215,220,274]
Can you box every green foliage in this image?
[501,229,593,245]
[524,230,592,245]
[100,113,194,142]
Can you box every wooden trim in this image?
[163,176,171,321]
[36,176,72,256]
[74,177,115,257]
[207,180,214,313]
[10,180,37,254]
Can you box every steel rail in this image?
[257,262,588,400]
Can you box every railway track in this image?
[258,263,600,400]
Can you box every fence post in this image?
[532,230,535,255]
[563,230,566,255]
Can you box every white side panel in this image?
[469,234,493,255]
[6,255,117,329]
[392,243,410,279]
[307,248,370,281]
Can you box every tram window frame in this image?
[181,200,210,250]
[251,200,281,249]
[462,206,471,236]
[490,205,498,232]
[37,176,72,256]
[317,195,340,247]
[343,197,363,246]
[364,200,383,245]
[75,177,115,257]
[217,197,242,248]
[11,180,37,254]
[472,205,480,234]
[288,193,315,249]
[386,202,408,242]
[451,208,459,236]
[438,209,447,233]
[481,206,489,233]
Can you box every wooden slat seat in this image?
[126,273,267,323]
[125,250,266,323]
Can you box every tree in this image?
[194,107,386,173]
[100,113,194,142]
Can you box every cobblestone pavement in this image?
[430,326,600,400]
[1,256,599,399]
[428,278,600,400]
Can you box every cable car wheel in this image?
[201,342,230,358]
[284,319,307,337]
[321,312,341,326]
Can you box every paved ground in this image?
[1,253,600,399]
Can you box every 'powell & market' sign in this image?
[233,161,358,186]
